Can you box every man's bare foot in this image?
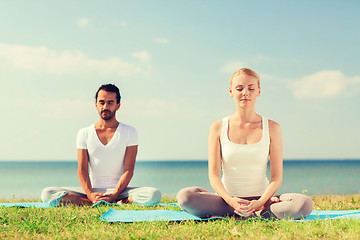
[116,195,133,205]
[59,193,92,206]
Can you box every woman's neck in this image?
[233,108,258,123]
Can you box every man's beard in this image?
[100,110,115,120]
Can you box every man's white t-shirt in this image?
[76,123,138,188]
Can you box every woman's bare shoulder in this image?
[210,119,222,129]
[209,120,223,136]
[268,119,282,135]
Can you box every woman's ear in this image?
[229,87,233,97]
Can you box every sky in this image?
[0,1,359,161]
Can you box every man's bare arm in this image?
[104,145,137,202]
[77,149,106,203]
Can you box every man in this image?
[41,84,161,206]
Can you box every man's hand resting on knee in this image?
[87,192,107,203]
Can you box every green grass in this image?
[1,195,360,239]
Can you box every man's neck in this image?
[95,118,119,129]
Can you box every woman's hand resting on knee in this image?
[229,197,255,217]
[237,200,264,215]
[233,196,281,216]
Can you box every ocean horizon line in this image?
[1,158,360,198]
[0,158,359,163]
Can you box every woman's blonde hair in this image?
[230,68,260,87]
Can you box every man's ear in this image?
[116,102,121,110]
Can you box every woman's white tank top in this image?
[220,116,270,197]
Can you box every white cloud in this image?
[77,18,90,28]
[0,43,151,77]
[132,51,151,62]
[252,54,265,63]
[261,74,276,81]
[219,61,246,74]
[154,38,169,44]
[113,20,127,27]
[292,70,360,99]
[121,21,127,27]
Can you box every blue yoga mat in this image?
[0,202,49,208]
[92,200,178,208]
[0,201,178,208]
[100,209,360,223]
[298,210,360,221]
[3,202,359,222]
[100,209,227,222]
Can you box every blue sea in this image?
[1,160,360,200]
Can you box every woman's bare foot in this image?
[254,197,281,217]
[269,196,280,204]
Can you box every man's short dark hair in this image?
[95,84,121,103]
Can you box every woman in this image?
[177,68,313,220]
